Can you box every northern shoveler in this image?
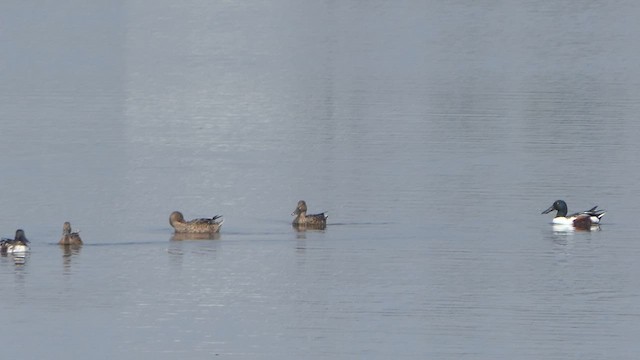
[169,211,223,233]
[541,200,606,228]
[292,200,328,228]
[0,229,30,254]
[59,222,83,246]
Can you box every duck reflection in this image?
[1,251,28,265]
[292,223,327,237]
[60,244,82,270]
[171,232,220,241]
[8,253,28,266]
[552,224,601,234]
[294,228,308,240]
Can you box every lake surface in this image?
[2,1,640,359]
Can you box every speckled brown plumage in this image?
[291,200,328,228]
[170,211,223,233]
[58,222,83,246]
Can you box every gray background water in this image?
[2,1,640,359]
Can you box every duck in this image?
[0,229,30,254]
[58,222,83,246]
[541,200,606,228]
[292,200,328,228]
[169,211,223,233]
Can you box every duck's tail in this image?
[584,207,606,221]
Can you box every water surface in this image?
[2,1,640,359]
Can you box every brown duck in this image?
[58,222,83,246]
[170,211,223,233]
[291,200,328,228]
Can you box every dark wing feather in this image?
[190,215,223,225]
[572,206,606,219]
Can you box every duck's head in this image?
[62,222,72,235]
[169,211,185,225]
[15,229,28,243]
[292,200,307,216]
[542,200,568,217]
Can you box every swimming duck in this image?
[292,200,328,228]
[541,200,606,228]
[169,211,223,233]
[0,229,30,254]
[58,222,83,246]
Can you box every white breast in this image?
[552,217,574,225]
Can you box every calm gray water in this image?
[2,1,640,359]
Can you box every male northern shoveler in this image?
[59,222,83,246]
[169,211,223,233]
[0,229,30,254]
[292,200,328,228]
[541,200,606,228]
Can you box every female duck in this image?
[292,200,328,228]
[1,229,30,254]
[170,211,223,233]
[541,200,606,227]
[59,222,83,246]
